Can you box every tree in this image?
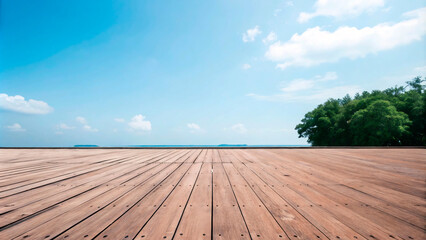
[406,76,425,93]
[349,100,411,145]
[295,99,348,146]
[295,77,425,146]
[397,77,425,145]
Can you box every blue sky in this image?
[1,0,425,147]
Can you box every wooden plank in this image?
[174,161,212,240]
[212,160,249,240]
[310,183,425,240]
[234,150,366,239]
[0,148,423,239]
[229,149,328,239]
[55,151,200,239]
[220,154,286,239]
[10,151,193,240]
[248,148,426,230]
[91,154,201,239]
[0,184,116,239]
[0,152,182,237]
[0,150,181,228]
[246,149,424,239]
[133,158,203,239]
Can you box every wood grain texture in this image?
[0,148,424,240]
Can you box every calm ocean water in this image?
[124,145,309,147]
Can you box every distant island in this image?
[74,145,99,147]
[218,144,248,147]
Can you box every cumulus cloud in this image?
[266,8,426,69]
[298,0,385,23]
[7,123,26,132]
[230,123,247,134]
[128,114,151,131]
[242,26,261,42]
[0,93,53,114]
[76,117,98,132]
[242,64,252,70]
[247,72,360,102]
[187,123,203,133]
[262,32,277,44]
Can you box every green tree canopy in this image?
[295,77,425,146]
[349,100,411,145]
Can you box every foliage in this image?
[295,77,425,146]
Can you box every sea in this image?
[73,145,309,148]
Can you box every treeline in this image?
[296,77,425,146]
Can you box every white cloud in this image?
[76,117,87,125]
[0,93,53,114]
[55,131,63,135]
[187,123,201,130]
[7,123,26,132]
[128,114,151,131]
[281,72,337,92]
[286,1,294,7]
[298,0,385,23]
[83,125,98,132]
[230,123,247,134]
[58,123,75,130]
[76,116,98,132]
[187,123,203,133]
[247,72,359,102]
[281,80,316,92]
[242,26,261,42]
[248,85,361,102]
[114,118,125,123]
[262,32,277,44]
[266,8,426,69]
[242,64,252,70]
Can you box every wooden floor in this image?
[0,149,425,240]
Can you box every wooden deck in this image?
[0,149,425,240]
